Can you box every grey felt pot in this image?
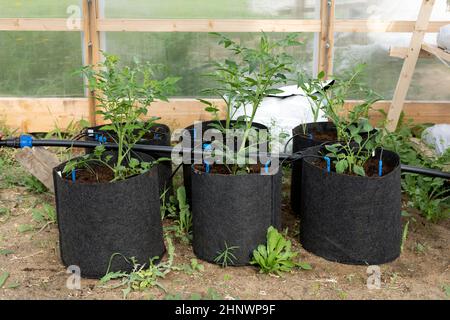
[291,122,336,214]
[52,153,165,278]
[84,123,173,202]
[191,166,282,266]
[299,146,402,265]
[181,120,268,205]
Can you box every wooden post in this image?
[318,0,335,78]
[82,0,101,126]
[386,0,436,132]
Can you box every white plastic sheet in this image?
[422,124,450,156]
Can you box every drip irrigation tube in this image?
[1,135,449,179]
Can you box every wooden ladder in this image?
[386,0,450,132]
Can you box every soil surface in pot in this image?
[309,128,337,142]
[63,165,114,183]
[193,163,264,175]
[312,157,395,178]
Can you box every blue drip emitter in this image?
[323,156,331,173]
[378,160,383,177]
[378,149,384,177]
[264,160,271,174]
[203,143,212,173]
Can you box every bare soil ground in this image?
[0,182,449,300]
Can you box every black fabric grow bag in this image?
[181,120,268,205]
[84,123,173,200]
[290,122,378,215]
[299,146,402,265]
[52,152,165,278]
[290,122,336,214]
[191,166,282,266]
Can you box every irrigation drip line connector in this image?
[0,135,449,179]
[19,135,33,149]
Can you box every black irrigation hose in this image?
[400,165,450,179]
[1,137,449,179]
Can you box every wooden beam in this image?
[1,98,448,133]
[82,0,94,126]
[0,18,446,33]
[386,0,436,132]
[96,19,322,32]
[83,0,101,126]
[389,46,433,59]
[421,43,450,62]
[345,100,450,126]
[318,0,335,78]
[333,20,446,33]
[0,18,83,31]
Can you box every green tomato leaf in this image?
[353,165,366,176]
[335,160,348,174]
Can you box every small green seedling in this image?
[214,242,239,268]
[0,207,9,216]
[164,186,193,243]
[99,237,176,299]
[176,186,192,239]
[7,281,20,289]
[0,249,14,256]
[164,288,223,300]
[0,271,9,288]
[32,203,57,224]
[182,258,205,275]
[22,175,47,194]
[251,226,311,275]
[415,242,426,254]
[17,224,34,233]
[0,208,10,223]
[160,188,177,219]
[223,274,232,281]
[443,284,450,299]
[400,220,410,253]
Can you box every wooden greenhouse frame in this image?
[0,0,449,133]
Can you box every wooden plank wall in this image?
[1,98,448,133]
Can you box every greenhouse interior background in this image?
[0,0,449,100]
